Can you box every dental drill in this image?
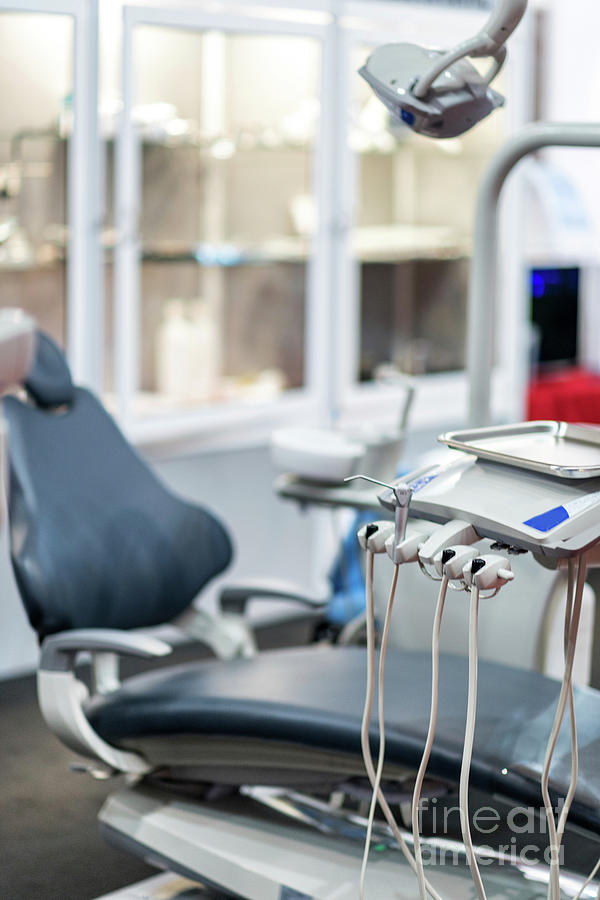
[412,546,514,900]
[356,520,445,900]
[354,475,451,900]
[458,555,515,900]
[411,544,476,899]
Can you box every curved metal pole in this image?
[467,122,600,427]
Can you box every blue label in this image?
[524,505,570,533]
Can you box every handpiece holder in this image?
[345,474,413,556]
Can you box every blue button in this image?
[401,108,415,126]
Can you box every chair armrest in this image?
[219,578,327,616]
[40,628,172,672]
[37,629,171,775]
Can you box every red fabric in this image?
[527,367,600,423]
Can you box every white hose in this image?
[573,859,600,900]
[541,554,587,900]
[556,561,578,853]
[572,857,600,900]
[459,584,488,900]
[359,551,444,900]
[359,561,399,897]
[411,575,449,900]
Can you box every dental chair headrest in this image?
[24,331,75,409]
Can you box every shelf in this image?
[1,124,498,163]
[0,255,65,273]
[139,226,469,267]
[352,225,469,262]
[0,229,469,272]
[140,236,309,266]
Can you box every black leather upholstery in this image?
[5,334,233,638]
[24,331,75,409]
[86,645,600,833]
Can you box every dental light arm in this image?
[474,0,528,56]
[359,0,528,139]
[413,0,527,98]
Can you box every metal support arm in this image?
[467,123,600,427]
[219,579,327,616]
[40,628,172,671]
[38,628,172,775]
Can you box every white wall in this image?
[539,0,600,238]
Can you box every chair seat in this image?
[86,645,600,833]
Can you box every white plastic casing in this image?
[385,522,436,564]
[462,554,514,591]
[418,520,479,568]
[433,545,479,580]
[386,530,423,564]
[37,671,150,773]
[357,521,395,553]
[271,427,364,483]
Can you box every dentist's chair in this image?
[6,331,600,897]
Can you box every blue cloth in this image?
[326,512,372,626]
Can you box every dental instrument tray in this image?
[439,421,600,479]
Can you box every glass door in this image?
[0,0,101,387]
[115,5,330,438]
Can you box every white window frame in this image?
[1,0,102,389]
[114,3,333,448]
[332,1,535,433]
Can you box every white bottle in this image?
[155,299,191,399]
[188,299,219,400]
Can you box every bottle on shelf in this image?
[155,297,220,402]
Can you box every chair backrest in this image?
[4,331,233,640]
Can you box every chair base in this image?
[94,871,217,899]
[98,784,591,900]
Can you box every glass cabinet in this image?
[0,10,73,343]
[113,5,330,437]
[0,0,101,387]
[0,0,533,445]
[135,28,320,411]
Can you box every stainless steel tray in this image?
[439,421,600,478]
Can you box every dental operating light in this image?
[359,0,527,139]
